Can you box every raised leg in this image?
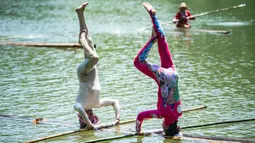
[143,2,174,68]
[134,36,158,80]
[75,2,99,73]
[76,2,95,53]
[75,2,89,33]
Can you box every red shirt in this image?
[174,10,194,28]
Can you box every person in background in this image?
[134,2,182,136]
[73,2,120,130]
[173,2,195,28]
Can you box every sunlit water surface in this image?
[0,0,254,142]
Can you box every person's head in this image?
[85,109,94,116]
[179,2,188,11]
[163,121,180,136]
[86,109,99,124]
[78,109,99,129]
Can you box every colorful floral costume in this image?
[134,10,182,133]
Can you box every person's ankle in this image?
[150,9,156,15]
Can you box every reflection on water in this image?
[0,0,255,142]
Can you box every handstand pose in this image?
[134,2,182,136]
[73,2,120,129]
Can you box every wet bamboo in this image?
[86,131,255,143]
[0,41,82,48]
[0,114,75,126]
[25,122,117,143]
[182,118,255,130]
[85,118,255,143]
[25,105,206,143]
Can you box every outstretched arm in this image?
[136,109,163,134]
[100,99,120,123]
[187,11,195,20]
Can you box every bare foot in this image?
[143,2,156,15]
[75,2,89,13]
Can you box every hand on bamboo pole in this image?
[25,105,207,143]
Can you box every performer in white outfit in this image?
[73,2,120,130]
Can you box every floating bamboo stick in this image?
[195,29,230,35]
[0,114,75,126]
[84,118,255,143]
[182,133,255,143]
[0,41,82,48]
[25,105,207,143]
[25,122,118,143]
[86,131,254,143]
[182,118,255,129]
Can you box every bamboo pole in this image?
[195,29,230,35]
[119,105,207,125]
[25,122,117,143]
[84,118,255,143]
[174,28,230,35]
[0,41,82,48]
[0,114,75,126]
[182,134,255,143]
[85,129,164,143]
[25,105,206,143]
[86,131,255,143]
[182,118,255,129]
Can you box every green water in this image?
[0,0,254,142]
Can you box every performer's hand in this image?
[173,19,177,24]
[87,124,95,130]
[114,118,120,125]
[137,130,144,135]
[93,125,100,131]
